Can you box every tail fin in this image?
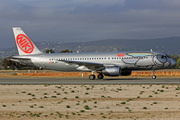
[12,27,42,55]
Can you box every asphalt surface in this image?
[0,77,180,84]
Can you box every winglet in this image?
[12,27,42,55]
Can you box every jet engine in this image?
[101,66,120,76]
[99,66,132,76]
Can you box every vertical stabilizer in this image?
[12,27,42,55]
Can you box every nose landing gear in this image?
[152,70,156,79]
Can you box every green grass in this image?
[121,102,126,104]
[86,88,90,90]
[39,106,44,108]
[153,102,157,104]
[29,105,33,108]
[66,105,70,108]
[84,105,89,110]
[160,90,164,92]
[51,96,57,98]
[2,105,6,107]
[101,95,105,98]
[80,110,85,112]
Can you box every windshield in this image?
[165,54,170,58]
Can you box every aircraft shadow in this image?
[102,78,149,81]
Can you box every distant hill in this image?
[0,37,180,58]
[0,48,6,51]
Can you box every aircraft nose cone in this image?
[171,59,177,67]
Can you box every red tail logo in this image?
[16,34,34,54]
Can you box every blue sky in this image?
[0,0,180,49]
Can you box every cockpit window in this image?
[165,54,170,58]
[161,56,167,59]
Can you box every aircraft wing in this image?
[59,60,105,71]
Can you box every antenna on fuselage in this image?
[150,49,153,52]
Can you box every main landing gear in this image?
[89,74,96,80]
[152,70,156,79]
[97,73,104,79]
[89,72,104,80]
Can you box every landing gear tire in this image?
[152,75,156,79]
[89,75,96,80]
[97,74,104,79]
[152,70,156,79]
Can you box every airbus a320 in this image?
[10,27,177,80]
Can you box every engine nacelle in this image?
[99,67,132,76]
[121,70,132,76]
[101,66,121,76]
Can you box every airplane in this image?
[10,27,177,80]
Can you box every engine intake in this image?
[101,66,121,76]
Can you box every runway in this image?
[0,77,180,84]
